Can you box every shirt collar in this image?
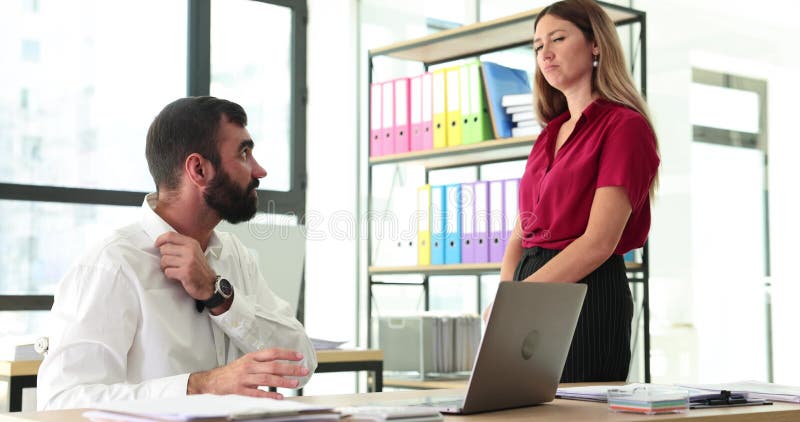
[140,193,223,258]
[550,98,611,125]
[581,98,611,119]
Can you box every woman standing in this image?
[493,0,660,382]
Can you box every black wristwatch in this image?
[196,275,233,312]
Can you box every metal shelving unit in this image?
[364,1,650,382]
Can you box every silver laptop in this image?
[410,282,587,414]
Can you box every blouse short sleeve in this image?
[596,113,659,210]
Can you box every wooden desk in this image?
[0,361,41,412]
[2,388,799,421]
[315,349,384,392]
[1,351,383,412]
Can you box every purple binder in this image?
[473,181,490,263]
[503,178,520,254]
[489,180,505,263]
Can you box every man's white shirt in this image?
[37,194,317,410]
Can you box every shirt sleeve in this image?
[37,263,189,410]
[596,113,660,210]
[209,241,317,387]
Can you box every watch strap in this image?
[196,275,226,312]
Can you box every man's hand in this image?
[187,349,310,399]
[155,232,217,300]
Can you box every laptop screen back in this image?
[460,282,586,414]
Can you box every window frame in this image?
[0,0,308,312]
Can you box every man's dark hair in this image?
[145,96,248,191]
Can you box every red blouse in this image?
[519,99,660,255]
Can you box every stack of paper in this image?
[557,384,716,403]
[607,386,689,415]
[500,93,541,138]
[558,383,770,408]
[83,394,337,421]
[679,380,800,403]
[0,335,44,361]
[311,337,349,350]
[336,406,442,421]
[555,385,612,402]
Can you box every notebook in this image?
[392,282,587,414]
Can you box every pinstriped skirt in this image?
[513,246,633,382]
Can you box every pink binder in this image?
[421,72,434,150]
[489,180,505,263]
[409,75,424,151]
[381,81,395,156]
[369,83,382,157]
[393,78,411,154]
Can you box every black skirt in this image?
[513,246,633,382]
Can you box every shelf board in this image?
[369,3,641,64]
[370,263,501,276]
[370,261,644,276]
[369,136,534,168]
[626,262,644,271]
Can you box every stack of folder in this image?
[378,313,481,376]
[369,60,499,158]
[417,179,520,266]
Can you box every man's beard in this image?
[204,168,260,224]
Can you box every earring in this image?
[592,55,599,68]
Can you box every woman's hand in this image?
[482,301,493,322]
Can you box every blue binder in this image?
[444,184,462,264]
[430,185,446,265]
[481,61,532,139]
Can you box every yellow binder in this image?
[445,66,462,147]
[417,184,432,265]
[432,69,448,148]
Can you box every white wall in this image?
[303,0,359,393]
[635,0,800,384]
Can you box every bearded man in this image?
[37,97,316,410]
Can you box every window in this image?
[689,69,770,382]
[0,0,186,191]
[211,0,293,193]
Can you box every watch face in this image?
[219,278,233,297]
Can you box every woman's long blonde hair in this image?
[534,0,659,196]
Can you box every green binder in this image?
[462,60,494,144]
